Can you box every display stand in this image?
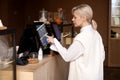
[58,23,74,47]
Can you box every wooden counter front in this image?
[0,54,69,80]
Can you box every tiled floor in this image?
[104,67,120,80]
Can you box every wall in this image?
[0,0,25,44]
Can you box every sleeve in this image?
[50,38,85,62]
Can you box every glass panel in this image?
[111,0,120,26]
[111,0,120,38]
[0,34,14,80]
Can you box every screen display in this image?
[52,23,61,41]
[17,24,41,54]
[36,23,48,49]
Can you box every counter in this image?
[0,54,69,80]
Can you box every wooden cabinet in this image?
[109,0,120,67]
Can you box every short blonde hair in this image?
[72,4,97,29]
[72,4,93,24]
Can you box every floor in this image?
[104,67,120,80]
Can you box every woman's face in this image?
[72,11,84,28]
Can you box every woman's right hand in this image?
[46,35,54,44]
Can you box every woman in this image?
[47,4,105,80]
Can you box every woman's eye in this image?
[73,16,76,19]
[75,17,77,19]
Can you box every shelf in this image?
[0,27,7,30]
[111,26,120,28]
[0,29,15,35]
[111,27,120,33]
[110,38,120,40]
[112,6,120,8]
[112,15,120,18]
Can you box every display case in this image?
[111,0,120,38]
[109,0,120,67]
[0,29,16,80]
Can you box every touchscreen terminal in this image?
[51,23,61,41]
[36,23,48,49]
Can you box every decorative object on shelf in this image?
[54,8,63,24]
[0,60,13,69]
[111,30,116,38]
[0,19,7,30]
[28,58,39,64]
[39,8,49,24]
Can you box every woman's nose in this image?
[72,18,74,21]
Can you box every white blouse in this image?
[50,25,105,80]
[50,38,85,62]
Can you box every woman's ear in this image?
[81,16,87,22]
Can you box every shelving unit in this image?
[59,23,74,48]
[111,0,120,37]
[0,29,16,80]
[109,0,120,67]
